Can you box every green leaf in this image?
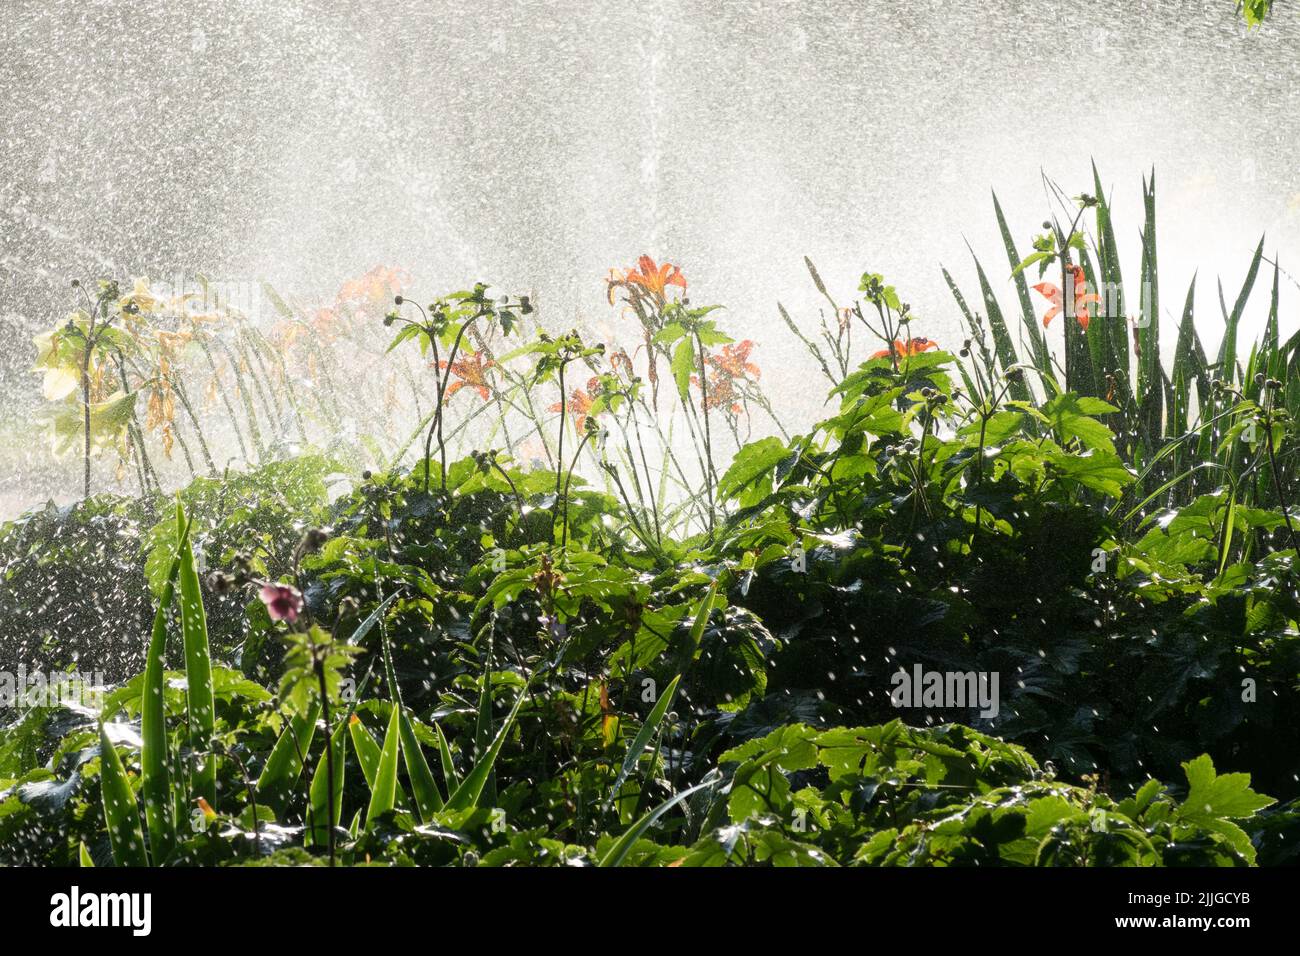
[307,720,346,848]
[1090,162,1130,386]
[677,579,720,668]
[1170,273,1207,440]
[365,587,441,820]
[98,725,148,867]
[42,390,139,457]
[399,707,445,821]
[139,517,187,865]
[256,701,319,804]
[968,248,1029,402]
[435,724,461,792]
[1240,0,1273,28]
[1045,447,1134,498]
[1179,753,1275,821]
[350,715,383,789]
[604,673,681,815]
[364,704,402,829]
[175,500,216,806]
[717,437,787,506]
[1217,235,1265,385]
[1011,250,1053,277]
[597,771,721,867]
[994,190,1052,377]
[652,322,687,346]
[444,677,535,812]
[1042,393,1119,453]
[671,338,695,403]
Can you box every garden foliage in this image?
[2,170,1298,866]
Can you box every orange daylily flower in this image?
[549,377,601,432]
[691,340,760,417]
[337,265,410,304]
[694,370,742,415]
[158,326,193,352]
[310,306,341,333]
[609,347,636,375]
[609,255,687,304]
[438,351,494,401]
[708,340,760,380]
[1033,264,1100,330]
[870,337,939,361]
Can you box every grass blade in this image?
[1265,256,1280,353]
[967,247,1030,402]
[1171,275,1206,435]
[1090,162,1130,385]
[603,673,680,815]
[993,190,1052,376]
[444,677,533,812]
[1217,234,1265,382]
[597,771,721,868]
[1135,170,1162,451]
[1218,487,1238,576]
[435,723,460,791]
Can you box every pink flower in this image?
[260,583,303,623]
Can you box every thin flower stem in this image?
[694,332,719,535]
[560,430,595,552]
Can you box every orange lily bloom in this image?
[708,340,760,380]
[1033,265,1100,330]
[610,255,686,304]
[337,265,410,304]
[692,340,760,416]
[870,337,939,361]
[694,371,742,415]
[310,307,340,334]
[549,377,601,432]
[438,351,494,401]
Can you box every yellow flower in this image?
[32,320,88,401]
[119,277,160,314]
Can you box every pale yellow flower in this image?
[119,277,160,314]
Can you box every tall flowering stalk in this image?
[386,284,529,494]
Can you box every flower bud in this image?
[207,570,237,594]
[301,527,330,552]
